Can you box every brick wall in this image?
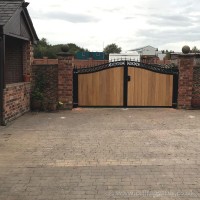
[57,54,74,109]
[31,58,73,110]
[177,55,194,109]
[154,59,171,65]
[74,59,108,68]
[33,57,176,66]
[31,65,58,109]
[33,58,108,68]
[3,83,31,124]
[23,41,32,75]
[33,58,58,65]
[192,58,200,108]
[31,54,74,110]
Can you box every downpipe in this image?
[0,33,5,125]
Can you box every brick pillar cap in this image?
[170,53,196,58]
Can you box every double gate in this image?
[73,61,179,107]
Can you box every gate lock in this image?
[127,76,131,82]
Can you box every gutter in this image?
[0,29,5,125]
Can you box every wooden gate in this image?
[73,61,179,107]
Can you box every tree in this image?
[161,50,174,60]
[34,38,89,58]
[103,43,122,54]
[191,46,200,53]
[65,43,89,54]
[33,38,52,58]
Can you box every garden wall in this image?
[31,55,74,110]
[74,59,108,68]
[177,55,200,109]
[192,59,200,108]
[33,57,58,65]
[33,57,108,68]
[31,64,58,110]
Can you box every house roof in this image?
[0,0,39,43]
[129,45,158,51]
[0,1,23,26]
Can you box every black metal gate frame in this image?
[73,60,179,108]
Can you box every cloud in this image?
[148,14,195,27]
[28,0,200,52]
[97,7,122,12]
[124,17,135,20]
[32,11,99,23]
[136,25,200,47]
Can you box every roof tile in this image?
[0,1,23,26]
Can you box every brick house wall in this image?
[23,41,33,75]
[3,40,32,124]
[0,0,39,125]
[3,83,31,124]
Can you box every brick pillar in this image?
[43,57,48,64]
[57,53,74,109]
[23,41,32,75]
[177,55,195,109]
[192,58,200,108]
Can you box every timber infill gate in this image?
[73,61,179,107]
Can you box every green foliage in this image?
[35,72,46,93]
[34,38,89,58]
[33,38,54,58]
[191,46,200,53]
[61,45,69,52]
[161,50,175,59]
[103,43,122,54]
[67,43,89,54]
[31,72,46,101]
[103,43,122,59]
[161,50,174,54]
[31,88,43,101]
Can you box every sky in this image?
[27,0,200,52]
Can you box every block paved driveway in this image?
[0,108,200,200]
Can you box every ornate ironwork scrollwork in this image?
[127,61,179,75]
[76,61,125,74]
[75,60,179,75]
